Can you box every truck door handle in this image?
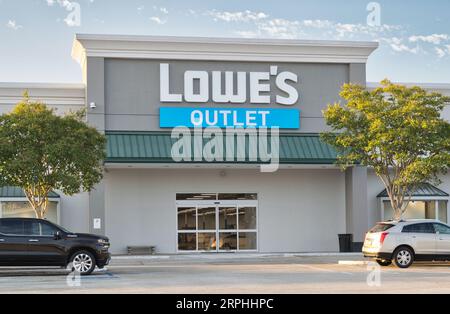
[28,239,39,242]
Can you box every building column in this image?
[345,166,369,248]
[88,182,106,235]
[85,57,106,235]
[349,63,366,86]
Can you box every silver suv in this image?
[363,219,450,268]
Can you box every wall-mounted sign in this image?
[158,63,301,129]
[160,107,300,129]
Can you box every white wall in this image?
[104,168,347,254]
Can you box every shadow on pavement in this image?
[0,268,115,278]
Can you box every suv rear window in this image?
[402,223,435,234]
[369,223,394,233]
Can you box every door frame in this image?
[176,200,258,253]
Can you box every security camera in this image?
[89,102,97,109]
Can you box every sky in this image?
[1,0,450,83]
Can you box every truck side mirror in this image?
[54,231,62,240]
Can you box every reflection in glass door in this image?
[198,207,216,251]
[177,201,258,252]
[218,206,237,251]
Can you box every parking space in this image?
[0,255,449,294]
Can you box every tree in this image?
[0,93,107,219]
[322,79,450,220]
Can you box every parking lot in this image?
[0,254,449,294]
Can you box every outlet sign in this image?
[160,107,300,129]
[158,63,301,129]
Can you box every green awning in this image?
[0,186,60,199]
[377,183,449,198]
[106,131,338,164]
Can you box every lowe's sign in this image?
[158,63,301,129]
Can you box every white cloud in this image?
[45,0,76,10]
[153,6,168,15]
[203,9,450,57]
[206,10,402,41]
[380,37,419,54]
[207,10,268,23]
[302,19,333,29]
[435,47,446,58]
[150,16,166,25]
[409,34,449,44]
[6,20,22,30]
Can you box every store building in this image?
[0,34,448,254]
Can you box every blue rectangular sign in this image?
[160,107,300,129]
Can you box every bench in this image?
[127,246,156,255]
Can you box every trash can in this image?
[338,234,353,253]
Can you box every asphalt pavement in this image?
[0,254,449,294]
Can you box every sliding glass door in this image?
[176,194,258,252]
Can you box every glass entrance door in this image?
[176,196,258,253]
[197,206,217,251]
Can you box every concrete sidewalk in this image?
[110,252,365,265]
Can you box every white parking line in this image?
[338,261,368,266]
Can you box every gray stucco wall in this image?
[104,168,346,254]
[59,192,90,233]
[103,59,349,133]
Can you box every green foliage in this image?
[0,93,106,218]
[322,80,450,219]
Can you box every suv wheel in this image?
[376,259,392,267]
[70,250,96,275]
[393,247,414,268]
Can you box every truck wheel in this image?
[393,247,414,268]
[70,250,96,275]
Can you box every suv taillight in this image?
[380,232,389,245]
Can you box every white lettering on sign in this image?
[160,63,299,105]
[189,109,273,127]
[212,71,247,103]
[250,72,270,104]
[160,63,182,102]
[184,71,209,102]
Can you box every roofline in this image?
[0,82,86,106]
[367,82,450,90]
[72,33,379,67]
[0,82,85,89]
[74,33,379,48]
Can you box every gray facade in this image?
[103,59,349,133]
[73,35,377,253]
